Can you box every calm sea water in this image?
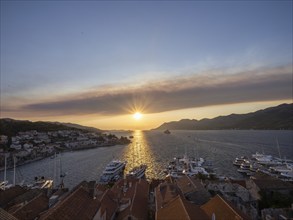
[1,130,292,189]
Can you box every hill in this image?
[0,118,100,137]
[53,122,101,133]
[155,103,293,130]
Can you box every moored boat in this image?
[99,160,127,184]
[233,156,248,166]
[164,129,171,134]
[127,164,147,179]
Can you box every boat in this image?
[165,153,214,178]
[127,164,147,179]
[99,160,127,183]
[183,165,209,176]
[164,130,171,134]
[280,170,293,179]
[129,135,134,139]
[233,156,248,166]
[166,171,182,178]
[252,152,282,166]
[237,161,253,176]
[0,180,13,190]
[30,176,54,189]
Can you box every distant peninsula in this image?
[155,103,293,130]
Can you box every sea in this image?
[1,130,292,189]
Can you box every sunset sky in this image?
[1,1,292,130]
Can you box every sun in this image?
[133,112,142,120]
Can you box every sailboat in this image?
[0,155,13,190]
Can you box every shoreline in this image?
[0,142,130,171]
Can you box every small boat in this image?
[129,135,134,139]
[252,152,282,166]
[166,171,182,179]
[0,180,13,190]
[233,156,248,166]
[30,176,54,189]
[237,161,253,175]
[99,160,127,184]
[127,164,147,179]
[164,130,171,134]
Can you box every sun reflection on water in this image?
[121,130,162,180]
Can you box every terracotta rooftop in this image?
[99,189,119,220]
[10,193,49,220]
[156,195,209,220]
[0,186,27,208]
[174,175,196,195]
[155,182,181,210]
[174,176,211,205]
[111,177,138,200]
[250,173,293,190]
[7,189,43,210]
[116,178,149,220]
[40,182,101,220]
[201,194,250,220]
[0,208,19,220]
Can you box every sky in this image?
[0,1,292,130]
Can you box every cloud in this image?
[14,64,293,116]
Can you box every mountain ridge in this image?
[0,118,102,137]
[154,103,293,130]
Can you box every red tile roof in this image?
[0,186,27,208]
[11,193,49,220]
[174,176,211,205]
[155,182,181,210]
[156,195,209,220]
[40,183,101,220]
[99,189,119,220]
[0,208,19,220]
[201,194,250,220]
[116,179,149,220]
[251,174,293,190]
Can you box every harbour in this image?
[1,130,292,189]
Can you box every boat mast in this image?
[276,138,282,159]
[54,152,57,188]
[4,154,7,183]
[13,156,16,186]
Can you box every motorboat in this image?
[233,156,248,166]
[127,164,147,179]
[252,152,281,166]
[237,161,253,175]
[184,164,209,176]
[30,176,54,189]
[166,171,182,178]
[164,130,171,134]
[165,153,213,178]
[99,160,126,183]
[0,180,13,190]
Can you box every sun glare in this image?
[133,112,142,120]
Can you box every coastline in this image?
[0,142,130,171]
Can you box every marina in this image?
[1,130,292,189]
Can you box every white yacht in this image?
[233,156,248,166]
[184,162,209,176]
[127,164,147,179]
[237,161,253,176]
[165,154,213,177]
[99,160,126,183]
[252,152,281,166]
